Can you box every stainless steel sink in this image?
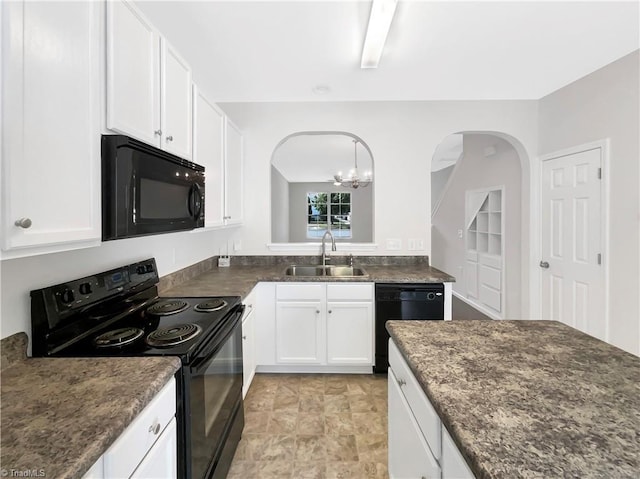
[284,265,368,277]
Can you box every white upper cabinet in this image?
[161,39,192,158]
[193,85,225,228]
[224,119,244,226]
[1,0,101,257]
[107,0,192,159]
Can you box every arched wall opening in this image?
[430,131,530,319]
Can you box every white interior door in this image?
[540,147,604,340]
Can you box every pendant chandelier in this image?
[333,139,372,189]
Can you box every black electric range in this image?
[30,258,245,479]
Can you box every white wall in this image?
[538,50,640,355]
[271,167,289,243]
[221,101,537,260]
[0,228,239,340]
[431,165,455,210]
[432,134,522,318]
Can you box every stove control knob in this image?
[145,264,154,273]
[136,265,147,275]
[79,282,92,295]
[60,289,75,304]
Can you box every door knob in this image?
[397,378,406,387]
[166,135,174,142]
[14,218,32,228]
[154,129,162,136]
[539,261,550,269]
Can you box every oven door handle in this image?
[190,305,245,371]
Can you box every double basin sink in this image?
[285,264,368,277]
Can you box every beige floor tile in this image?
[267,410,298,434]
[352,412,387,434]
[297,413,326,435]
[295,434,328,461]
[355,434,388,463]
[293,461,328,479]
[257,459,294,478]
[326,435,359,462]
[299,394,325,413]
[325,394,351,413]
[232,374,389,479]
[324,413,355,435]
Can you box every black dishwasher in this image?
[374,283,445,373]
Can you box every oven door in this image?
[187,306,244,479]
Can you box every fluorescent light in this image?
[361,0,398,69]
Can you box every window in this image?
[307,192,351,239]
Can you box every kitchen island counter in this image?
[387,319,640,479]
[0,333,181,479]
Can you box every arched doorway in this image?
[430,132,530,319]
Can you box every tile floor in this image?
[228,373,389,479]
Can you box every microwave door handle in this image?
[187,184,203,220]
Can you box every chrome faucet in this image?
[321,230,337,267]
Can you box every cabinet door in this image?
[2,1,101,253]
[106,0,160,146]
[442,426,475,479]
[326,302,373,365]
[131,418,177,479]
[388,368,441,479]
[224,119,243,225]
[275,301,324,364]
[161,38,192,159]
[242,307,256,398]
[193,85,225,227]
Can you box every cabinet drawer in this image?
[479,285,501,312]
[276,283,324,300]
[104,377,176,479]
[388,339,441,460]
[326,283,373,301]
[478,253,501,269]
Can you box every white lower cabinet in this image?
[256,282,374,372]
[83,378,177,479]
[389,340,475,479]
[389,367,441,479]
[242,288,257,398]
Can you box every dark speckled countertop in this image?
[387,320,640,479]
[0,333,181,479]
[161,258,454,299]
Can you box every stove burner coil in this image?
[146,324,202,347]
[147,299,189,316]
[94,327,144,348]
[194,299,227,312]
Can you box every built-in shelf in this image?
[465,187,504,317]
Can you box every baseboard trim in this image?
[256,365,373,374]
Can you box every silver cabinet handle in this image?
[148,422,161,435]
[316,310,320,314]
[154,129,162,136]
[242,335,247,340]
[328,310,332,313]
[397,378,406,387]
[166,135,173,142]
[223,215,231,220]
[248,304,253,309]
[14,218,32,229]
[539,261,550,269]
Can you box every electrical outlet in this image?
[408,239,416,251]
[233,240,242,251]
[457,229,463,239]
[386,238,402,251]
[415,239,425,250]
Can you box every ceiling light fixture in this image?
[361,0,398,69]
[333,139,372,189]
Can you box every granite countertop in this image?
[386,320,640,479]
[161,258,454,299]
[0,333,181,479]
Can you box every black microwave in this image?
[102,135,205,241]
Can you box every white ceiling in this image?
[272,133,374,183]
[136,1,639,102]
